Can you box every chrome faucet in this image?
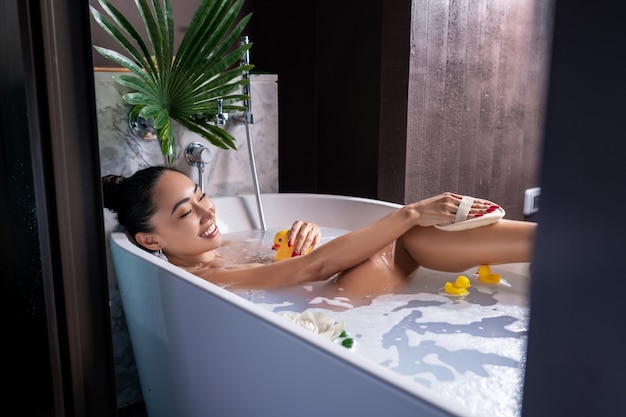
[214,98,228,126]
[128,107,157,140]
[185,141,214,193]
[240,35,254,124]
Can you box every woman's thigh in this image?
[324,242,418,299]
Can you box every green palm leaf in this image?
[91,2,158,77]
[90,0,252,164]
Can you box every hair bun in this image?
[102,174,126,212]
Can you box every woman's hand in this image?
[288,220,321,256]
[407,192,491,227]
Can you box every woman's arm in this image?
[195,193,468,288]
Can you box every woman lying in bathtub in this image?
[103,166,536,297]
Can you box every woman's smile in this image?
[200,223,219,238]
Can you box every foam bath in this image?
[110,193,529,417]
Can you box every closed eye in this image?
[178,192,207,219]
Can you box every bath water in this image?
[223,228,530,417]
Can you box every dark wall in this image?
[243,1,383,198]
[240,1,322,193]
[522,1,626,415]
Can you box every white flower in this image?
[282,309,345,341]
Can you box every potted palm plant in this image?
[90,0,252,166]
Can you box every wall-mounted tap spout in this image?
[185,142,214,193]
[215,98,228,126]
[128,107,157,140]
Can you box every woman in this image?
[103,166,535,296]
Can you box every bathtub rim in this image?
[210,192,404,233]
[109,191,472,417]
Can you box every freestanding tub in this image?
[109,193,529,417]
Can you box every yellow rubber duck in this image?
[477,264,501,284]
[444,275,471,296]
[271,229,311,261]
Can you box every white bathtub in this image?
[109,193,529,417]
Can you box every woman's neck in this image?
[165,249,223,270]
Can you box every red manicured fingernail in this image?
[288,240,293,247]
[486,207,496,213]
[292,251,298,257]
[474,213,484,217]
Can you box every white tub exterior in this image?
[109,193,467,417]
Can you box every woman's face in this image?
[148,170,222,258]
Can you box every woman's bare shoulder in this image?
[184,261,269,287]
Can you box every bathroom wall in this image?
[96,71,278,196]
[398,0,554,218]
[95,71,278,407]
[243,0,553,220]
[91,0,552,220]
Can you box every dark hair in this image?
[102,166,177,238]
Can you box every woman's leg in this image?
[323,242,418,301]
[396,219,536,272]
[321,219,535,303]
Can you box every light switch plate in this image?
[524,187,541,216]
